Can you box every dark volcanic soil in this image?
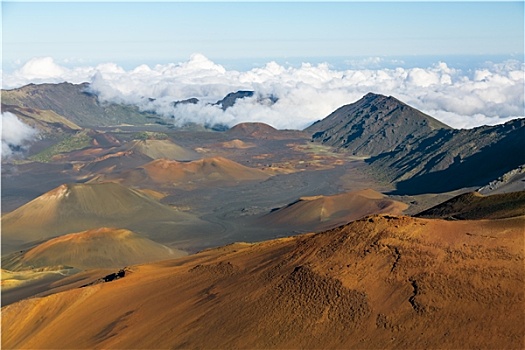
[2,127,385,253]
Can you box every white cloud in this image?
[3,57,97,87]
[2,55,524,130]
[17,57,66,80]
[1,112,38,159]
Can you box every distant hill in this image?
[29,129,122,163]
[3,214,523,349]
[416,191,525,220]
[172,97,199,107]
[214,90,254,110]
[228,122,277,137]
[129,139,199,161]
[260,189,407,230]
[214,90,278,111]
[228,122,308,139]
[1,82,159,127]
[89,156,270,190]
[145,156,269,183]
[2,227,185,271]
[306,92,451,157]
[32,137,197,171]
[218,139,256,149]
[1,182,202,252]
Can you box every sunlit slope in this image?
[130,139,199,160]
[261,189,408,230]
[98,156,271,189]
[2,228,185,271]
[3,215,523,349]
[1,182,201,251]
[143,157,270,183]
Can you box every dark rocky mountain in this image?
[1,82,159,127]
[172,97,199,107]
[416,191,525,220]
[306,92,451,157]
[214,90,278,111]
[215,90,254,110]
[306,92,524,194]
[370,118,525,194]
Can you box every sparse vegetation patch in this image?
[29,131,92,162]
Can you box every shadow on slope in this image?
[416,191,525,220]
[388,124,524,195]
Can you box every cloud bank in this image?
[1,112,38,159]
[3,54,524,129]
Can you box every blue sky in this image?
[2,1,524,70]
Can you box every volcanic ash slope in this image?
[261,189,408,230]
[111,156,271,189]
[1,182,203,251]
[130,139,199,161]
[2,215,523,349]
[2,227,185,272]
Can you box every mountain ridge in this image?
[1,82,158,127]
[372,118,525,194]
[306,92,451,157]
[305,92,524,194]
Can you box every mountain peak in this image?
[305,93,451,157]
[1,182,186,249]
[363,91,386,99]
[214,90,254,110]
[2,227,185,271]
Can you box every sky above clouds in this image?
[1,1,524,130]
[2,1,524,67]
